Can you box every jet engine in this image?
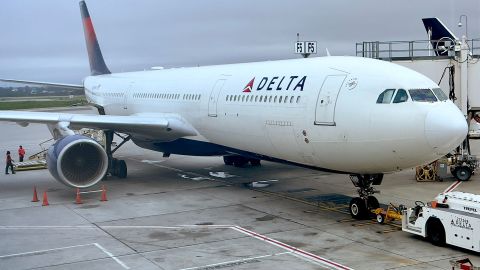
[47,135,108,188]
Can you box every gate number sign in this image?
[295,41,317,54]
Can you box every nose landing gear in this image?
[349,174,383,219]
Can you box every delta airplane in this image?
[0,1,467,219]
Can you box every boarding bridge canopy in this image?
[356,38,480,114]
[356,39,480,61]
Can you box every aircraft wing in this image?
[0,111,198,141]
[0,78,84,90]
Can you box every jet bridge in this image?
[356,37,480,180]
[356,37,480,115]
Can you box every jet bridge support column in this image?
[460,36,469,116]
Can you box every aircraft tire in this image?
[117,160,127,179]
[233,157,248,167]
[223,156,234,166]
[350,197,367,219]
[453,166,472,181]
[367,196,379,209]
[111,158,119,176]
[250,159,261,166]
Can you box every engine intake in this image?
[47,135,108,188]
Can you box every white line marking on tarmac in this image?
[0,226,97,229]
[0,242,129,270]
[101,225,234,229]
[232,226,353,270]
[0,243,94,259]
[94,243,130,270]
[0,224,350,269]
[177,252,291,270]
[209,172,237,178]
[0,225,234,230]
[79,189,103,194]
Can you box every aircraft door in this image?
[314,75,346,125]
[123,82,133,111]
[208,79,226,117]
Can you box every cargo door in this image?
[208,79,226,117]
[123,82,133,110]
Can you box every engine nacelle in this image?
[47,135,108,188]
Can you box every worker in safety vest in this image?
[18,145,25,162]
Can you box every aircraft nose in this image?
[424,106,467,154]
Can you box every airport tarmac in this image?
[0,108,479,270]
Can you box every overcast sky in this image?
[0,0,479,84]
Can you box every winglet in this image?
[80,1,111,75]
[325,48,331,57]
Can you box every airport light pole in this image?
[458,15,468,39]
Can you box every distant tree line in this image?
[0,86,84,97]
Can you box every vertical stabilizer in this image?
[80,1,111,75]
[422,18,458,56]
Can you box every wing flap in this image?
[0,111,197,141]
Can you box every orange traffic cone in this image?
[42,191,49,206]
[75,188,83,204]
[100,185,107,202]
[32,186,39,202]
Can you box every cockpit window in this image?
[376,89,395,104]
[393,89,408,103]
[408,89,438,102]
[432,88,448,101]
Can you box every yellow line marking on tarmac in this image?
[337,218,357,223]
[351,221,377,227]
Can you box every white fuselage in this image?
[83,56,467,174]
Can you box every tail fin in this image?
[80,1,111,75]
[422,18,458,56]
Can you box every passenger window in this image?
[409,89,438,102]
[274,96,277,103]
[376,89,395,104]
[255,96,258,102]
[279,96,283,103]
[296,96,300,103]
[290,96,294,103]
[432,88,448,101]
[393,89,408,103]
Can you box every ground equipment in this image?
[402,191,480,252]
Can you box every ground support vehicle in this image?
[402,191,480,251]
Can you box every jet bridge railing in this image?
[356,39,480,61]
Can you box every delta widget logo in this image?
[243,78,255,93]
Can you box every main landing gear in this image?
[349,174,383,219]
[105,130,131,179]
[223,155,261,167]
